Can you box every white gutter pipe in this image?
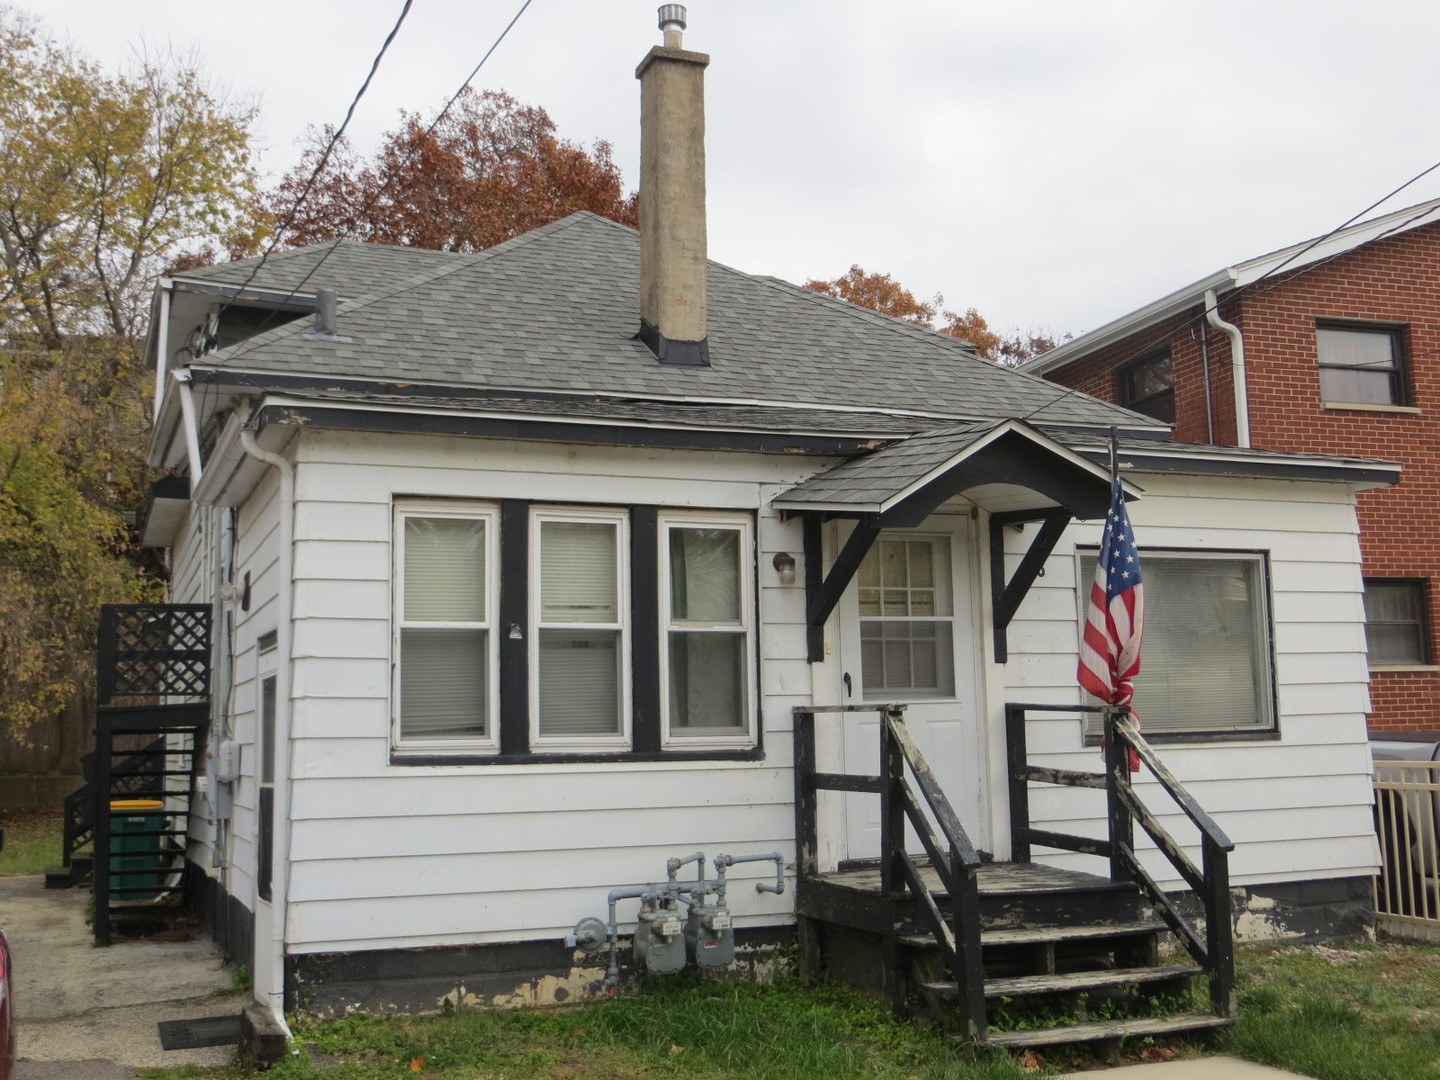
[176,375,205,487]
[1204,287,1251,449]
[238,427,295,1034]
[153,284,172,424]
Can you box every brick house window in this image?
[1364,578,1429,666]
[1317,323,1406,406]
[1118,352,1174,423]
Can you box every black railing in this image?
[794,704,987,1040]
[97,604,211,706]
[1005,703,1236,1017]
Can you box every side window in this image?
[1317,323,1406,406]
[857,535,956,698]
[661,514,755,745]
[1118,351,1175,424]
[531,508,630,748]
[394,505,499,750]
[1081,549,1275,737]
[1364,578,1429,666]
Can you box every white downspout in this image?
[1204,288,1251,448]
[153,284,172,424]
[239,427,295,1033]
[176,374,205,486]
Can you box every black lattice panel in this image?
[98,604,212,704]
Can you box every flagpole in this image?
[1109,424,1119,486]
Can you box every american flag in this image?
[1078,476,1143,707]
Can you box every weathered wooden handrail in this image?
[1005,702,1236,1019]
[793,703,987,1039]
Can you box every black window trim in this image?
[393,497,764,766]
[1363,576,1431,668]
[1316,318,1409,407]
[1116,349,1175,424]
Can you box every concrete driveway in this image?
[3,875,252,1077]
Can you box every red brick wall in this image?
[1045,221,1440,732]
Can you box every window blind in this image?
[541,521,617,623]
[400,628,488,738]
[404,517,485,621]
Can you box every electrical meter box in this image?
[633,902,686,974]
[684,903,734,968]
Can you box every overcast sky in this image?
[32,0,1440,337]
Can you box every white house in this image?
[132,7,1392,1048]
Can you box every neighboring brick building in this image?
[1026,198,1440,733]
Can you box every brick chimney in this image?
[636,5,710,367]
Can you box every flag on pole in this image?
[1078,474,1143,710]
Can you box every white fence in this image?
[1374,761,1440,942]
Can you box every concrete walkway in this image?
[1063,1056,1311,1078]
[3,875,251,1077]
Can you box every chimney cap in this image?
[658,5,687,31]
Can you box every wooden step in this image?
[982,963,1200,999]
[985,1012,1232,1049]
[899,918,1167,951]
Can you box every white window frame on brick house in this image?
[1364,577,1431,668]
[1317,321,1408,407]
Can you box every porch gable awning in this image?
[772,418,1127,523]
[776,419,1133,663]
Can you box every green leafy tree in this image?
[0,9,258,737]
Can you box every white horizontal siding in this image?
[1002,472,1377,890]
[279,431,825,950]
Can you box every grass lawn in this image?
[0,811,64,876]
[120,938,1440,1079]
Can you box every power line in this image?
[211,0,416,322]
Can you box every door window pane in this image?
[858,536,955,697]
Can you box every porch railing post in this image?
[879,706,908,1014]
[1104,706,1135,883]
[793,708,819,879]
[1203,835,1236,1016]
[950,847,987,1042]
[1004,704,1032,863]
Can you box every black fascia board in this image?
[1079,449,1399,488]
[251,402,889,456]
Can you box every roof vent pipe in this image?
[1204,288,1250,448]
[315,288,338,336]
[658,4,686,48]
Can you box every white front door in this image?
[836,514,989,861]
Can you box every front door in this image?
[836,513,988,861]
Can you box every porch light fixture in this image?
[772,552,796,585]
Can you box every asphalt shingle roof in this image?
[190,213,1162,431]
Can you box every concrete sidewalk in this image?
[3,875,251,1078]
[1063,1057,1310,1078]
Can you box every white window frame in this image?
[1076,547,1277,738]
[659,511,757,750]
[392,500,501,754]
[529,506,632,751]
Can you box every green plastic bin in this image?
[109,799,166,900]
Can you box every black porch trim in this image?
[804,516,881,663]
[988,508,1072,663]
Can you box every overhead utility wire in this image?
[210,0,416,322]
[215,0,539,350]
[1020,156,1440,430]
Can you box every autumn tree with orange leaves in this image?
[804,264,1064,366]
[266,88,637,252]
